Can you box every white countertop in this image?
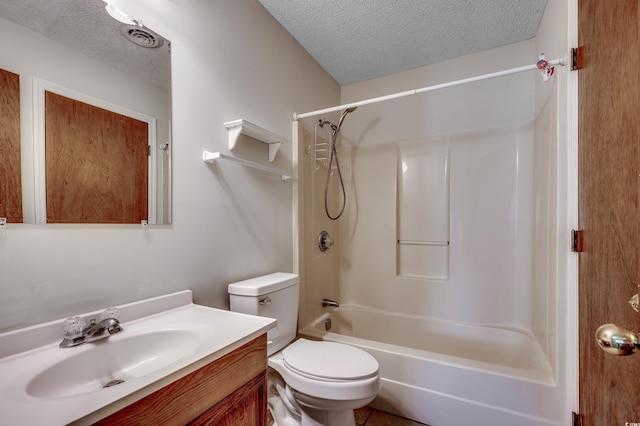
[0,291,276,425]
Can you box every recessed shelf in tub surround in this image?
[224,119,284,162]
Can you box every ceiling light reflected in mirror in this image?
[104,3,141,26]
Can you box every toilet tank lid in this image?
[228,272,299,296]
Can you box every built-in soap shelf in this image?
[225,119,282,163]
[203,151,292,181]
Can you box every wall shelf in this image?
[203,151,292,181]
[224,119,282,162]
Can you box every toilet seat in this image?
[268,339,380,401]
[283,339,378,381]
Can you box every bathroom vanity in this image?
[94,335,267,425]
[0,291,275,425]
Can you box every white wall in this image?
[0,0,339,332]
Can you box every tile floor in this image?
[268,406,429,426]
[355,406,429,426]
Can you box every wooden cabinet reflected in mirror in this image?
[45,92,149,223]
[0,68,22,223]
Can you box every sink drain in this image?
[104,379,125,388]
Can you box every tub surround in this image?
[0,290,276,425]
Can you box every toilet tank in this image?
[228,272,299,355]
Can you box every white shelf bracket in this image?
[224,119,282,162]
[203,151,292,181]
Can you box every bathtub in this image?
[299,305,561,426]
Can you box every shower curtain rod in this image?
[293,57,564,121]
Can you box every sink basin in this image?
[26,329,201,398]
[0,291,276,426]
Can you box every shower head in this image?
[336,107,357,133]
[320,107,357,221]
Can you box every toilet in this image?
[228,272,380,426]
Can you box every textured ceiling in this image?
[1,1,547,89]
[257,0,548,85]
[0,0,170,89]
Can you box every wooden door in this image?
[578,0,640,423]
[0,68,22,222]
[45,91,148,223]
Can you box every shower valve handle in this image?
[318,230,334,252]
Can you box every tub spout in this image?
[322,298,339,308]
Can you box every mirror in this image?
[0,0,171,224]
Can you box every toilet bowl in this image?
[228,273,380,426]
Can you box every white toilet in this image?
[228,272,380,426]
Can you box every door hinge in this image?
[148,145,151,156]
[571,229,584,253]
[572,411,583,426]
[571,47,583,71]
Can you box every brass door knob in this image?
[595,323,640,356]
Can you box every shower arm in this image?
[318,119,337,135]
[318,107,357,140]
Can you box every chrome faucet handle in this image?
[100,307,120,320]
[63,316,86,339]
[100,307,123,336]
[60,316,88,347]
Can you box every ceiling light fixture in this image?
[104,3,142,27]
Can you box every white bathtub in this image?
[299,305,561,426]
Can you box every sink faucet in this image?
[59,308,123,348]
[83,317,123,340]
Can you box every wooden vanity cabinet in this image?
[94,335,268,426]
[188,372,266,425]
